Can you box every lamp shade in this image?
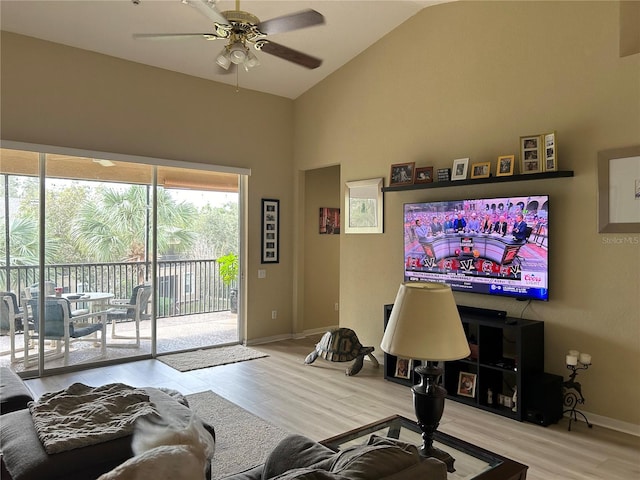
[381,282,470,361]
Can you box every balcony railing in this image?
[2,259,235,317]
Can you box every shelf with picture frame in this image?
[381,170,573,192]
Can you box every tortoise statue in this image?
[304,328,379,376]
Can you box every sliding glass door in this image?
[1,147,241,375]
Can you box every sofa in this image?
[221,433,447,480]
[0,368,215,480]
[1,368,445,480]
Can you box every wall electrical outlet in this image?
[271,310,277,319]
[334,302,339,311]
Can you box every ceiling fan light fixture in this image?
[229,42,248,64]
[244,50,260,70]
[216,48,231,69]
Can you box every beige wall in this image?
[0,31,295,342]
[303,166,340,332]
[294,1,640,426]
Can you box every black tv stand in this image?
[383,304,545,422]
[457,305,507,319]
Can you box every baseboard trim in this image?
[566,411,640,437]
[246,326,338,346]
[302,326,338,338]
[246,333,292,346]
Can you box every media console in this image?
[383,304,545,422]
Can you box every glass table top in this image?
[321,415,527,480]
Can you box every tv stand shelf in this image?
[383,304,544,422]
[381,170,573,192]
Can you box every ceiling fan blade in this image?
[259,41,322,69]
[133,33,220,40]
[186,0,229,26]
[258,9,325,35]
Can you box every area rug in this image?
[158,345,268,372]
[186,391,289,479]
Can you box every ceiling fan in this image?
[133,0,325,73]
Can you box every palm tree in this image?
[74,185,197,262]
[0,217,60,287]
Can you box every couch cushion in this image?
[271,468,345,480]
[330,444,419,480]
[0,387,206,480]
[0,368,34,415]
[262,434,335,479]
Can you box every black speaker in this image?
[525,372,563,426]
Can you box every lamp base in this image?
[412,362,456,473]
[419,444,455,473]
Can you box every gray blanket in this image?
[28,382,158,454]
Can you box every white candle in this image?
[566,355,578,366]
[568,349,579,357]
[579,353,591,365]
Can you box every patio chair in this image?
[106,283,152,347]
[1,292,33,363]
[25,298,106,367]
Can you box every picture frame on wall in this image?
[457,371,477,398]
[520,135,543,174]
[261,199,280,263]
[496,155,515,177]
[543,131,557,172]
[415,166,434,184]
[319,207,340,234]
[344,177,384,234]
[389,162,416,186]
[597,145,640,233]
[451,158,469,180]
[394,357,413,379]
[470,162,491,179]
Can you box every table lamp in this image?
[381,282,470,472]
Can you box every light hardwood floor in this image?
[24,336,639,480]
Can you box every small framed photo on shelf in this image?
[496,155,515,177]
[395,357,413,379]
[261,198,280,263]
[543,131,557,172]
[415,166,434,184]
[451,158,469,180]
[457,371,477,398]
[470,162,491,179]
[437,168,451,182]
[389,162,416,187]
[520,135,543,174]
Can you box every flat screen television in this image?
[403,195,549,301]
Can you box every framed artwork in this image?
[543,131,557,172]
[451,158,469,180]
[597,145,640,233]
[389,162,416,186]
[394,357,413,379]
[344,178,384,234]
[319,207,340,234]
[470,162,491,179]
[437,168,451,182]
[457,371,477,398]
[415,166,434,184]
[261,199,280,263]
[520,135,542,174]
[496,155,515,177]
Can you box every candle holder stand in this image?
[563,363,593,431]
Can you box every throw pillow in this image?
[329,443,420,480]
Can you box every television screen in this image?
[403,195,549,301]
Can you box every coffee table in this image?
[320,415,527,480]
